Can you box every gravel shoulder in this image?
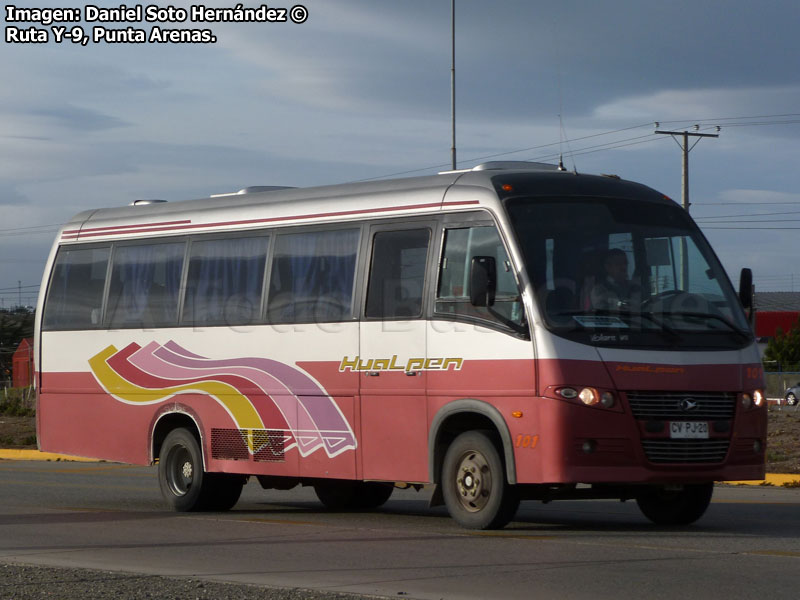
[0,562,382,600]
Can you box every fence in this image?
[764,371,800,399]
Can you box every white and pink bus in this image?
[35,162,766,529]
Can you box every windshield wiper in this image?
[667,312,752,342]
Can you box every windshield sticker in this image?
[591,333,630,343]
[572,315,629,328]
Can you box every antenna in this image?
[450,0,456,170]
[554,22,575,172]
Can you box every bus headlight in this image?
[550,386,620,411]
[579,387,599,406]
[741,390,765,409]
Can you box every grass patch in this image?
[767,450,787,463]
[0,387,35,417]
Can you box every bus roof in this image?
[57,163,671,243]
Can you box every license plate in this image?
[669,421,709,439]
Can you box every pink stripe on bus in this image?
[61,200,481,241]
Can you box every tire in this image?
[314,481,394,511]
[441,431,519,530]
[787,393,797,406]
[158,428,244,512]
[636,482,713,526]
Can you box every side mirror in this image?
[739,267,754,325]
[470,256,496,307]
[739,267,753,309]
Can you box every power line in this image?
[0,223,62,233]
[702,226,800,230]
[0,284,38,292]
[360,111,799,182]
[656,113,800,125]
[699,218,800,223]
[695,209,800,219]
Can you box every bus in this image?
[34,162,766,529]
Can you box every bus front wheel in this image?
[442,431,519,530]
[636,482,713,525]
[158,428,244,512]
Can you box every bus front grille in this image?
[626,391,737,420]
[641,439,730,463]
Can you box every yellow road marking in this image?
[746,550,800,559]
[0,449,102,462]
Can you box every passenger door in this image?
[358,224,433,482]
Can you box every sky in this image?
[2,0,800,308]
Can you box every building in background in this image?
[12,338,33,388]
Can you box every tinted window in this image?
[436,226,524,328]
[43,246,110,330]
[105,242,185,328]
[267,228,359,323]
[366,229,430,319]
[507,197,751,348]
[183,236,269,326]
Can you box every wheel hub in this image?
[166,446,194,497]
[455,451,492,512]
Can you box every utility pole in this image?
[654,128,719,213]
[450,0,457,170]
[655,127,719,290]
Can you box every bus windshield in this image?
[506,196,752,349]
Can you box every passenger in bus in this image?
[590,248,640,311]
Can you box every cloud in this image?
[593,86,800,123]
[27,105,129,132]
[0,183,29,206]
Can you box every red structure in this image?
[755,311,800,339]
[12,338,33,387]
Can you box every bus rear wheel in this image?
[442,431,519,530]
[314,481,394,510]
[636,482,713,525]
[158,428,244,512]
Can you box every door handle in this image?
[366,372,380,377]
[405,371,420,377]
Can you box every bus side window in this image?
[105,242,185,329]
[435,226,523,329]
[182,236,269,327]
[42,246,110,330]
[267,228,360,323]
[365,229,430,319]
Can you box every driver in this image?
[590,248,640,310]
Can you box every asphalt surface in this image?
[1,459,799,599]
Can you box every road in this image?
[0,460,799,599]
